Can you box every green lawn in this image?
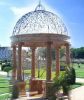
[24,63,84,79]
[0,62,84,96]
[73,63,84,78]
[70,82,84,90]
[0,77,10,94]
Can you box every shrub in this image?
[47,73,68,100]
[65,67,76,85]
[3,67,12,77]
[1,63,6,71]
[11,84,19,99]
[47,70,72,99]
[70,67,76,84]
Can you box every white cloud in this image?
[10,1,61,20]
[10,3,38,20]
[11,7,31,18]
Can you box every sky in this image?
[0,0,84,48]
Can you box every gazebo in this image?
[11,3,70,98]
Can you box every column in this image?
[12,45,17,80]
[31,47,36,78]
[45,42,52,98]
[66,44,71,67]
[56,47,60,77]
[46,42,52,81]
[17,43,22,81]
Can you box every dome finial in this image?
[39,0,41,6]
[35,0,45,11]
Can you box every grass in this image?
[72,63,84,78]
[0,77,10,94]
[0,62,84,95]
[24,63,84,91]
[24,63,84,79]
[70,82,84,90]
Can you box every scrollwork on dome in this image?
[13,3,68,36]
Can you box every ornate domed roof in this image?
[13,3,68,36]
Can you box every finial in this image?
[35,0,45,11]
[39,0,41,6]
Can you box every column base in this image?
[44,81,54,99]
[17,81,26,97]
[29,78,46,95]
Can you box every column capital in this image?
[18,42,24,47]
[30,46,36,49]
[11,44,16,48]
[65,43,70,47]
[30,46,36,50]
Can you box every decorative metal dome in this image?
[13,3,68,36]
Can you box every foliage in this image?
[11,84,19,99]
[71,47,84,59]
[47,72,71,100]
[60,62,66,71]
[37,47,84,60]
[70,82,83,90]
[3,67,12,73]
[47,66,76,99]
[65,67,76,85]
[3,67,12,77]
[1,62,12,71]
[1,63,6,71]
[70,67,76,84]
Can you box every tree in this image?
[3,67,12,77]
[71,47,84,59]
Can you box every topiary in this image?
[65,67,76,85]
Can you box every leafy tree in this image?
[71,47,84,59]
[3,67,12,77]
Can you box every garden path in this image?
[69,86,84,100]
[76,78,84,83]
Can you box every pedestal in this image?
[17,81,26,97]
[29,79,46,95]
[45,81,54,98]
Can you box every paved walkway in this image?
[70,86,84,100]
[76,78,84,83]
[0,71,7,76]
